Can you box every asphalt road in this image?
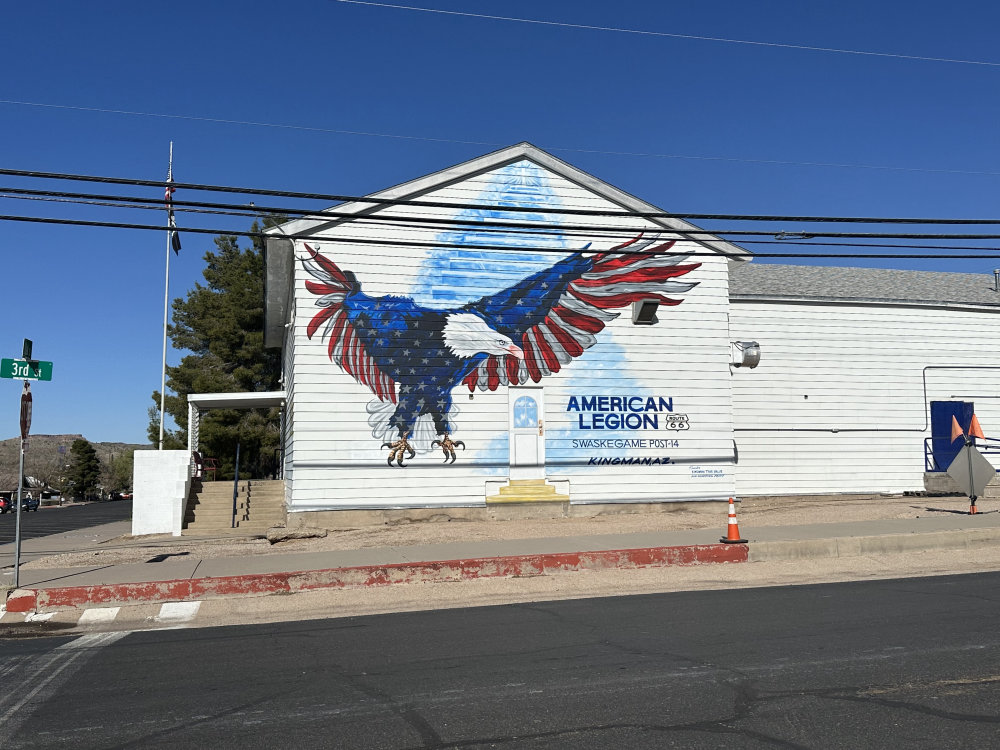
[0,500,131,545]
[3,571,1000,748]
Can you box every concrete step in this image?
[189,501,248,510]
[494,487,562,498]
[495,486,561,496]
[486,479,568,505]
[186,513,248,521]
[188,505,248,513]
[233,524,274,533]
[188,519,265,529]
[185,477,284,533]
[181,526,266,538]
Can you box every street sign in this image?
[20,382,31,440]
[0,358,53,381]
[946,444,996,499]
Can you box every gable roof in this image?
[265,142,750,346]
[730,261,1000,309]
[270,141,750,258]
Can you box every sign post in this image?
[946,440,995,515]
[14,381,31,588]
[2,339,52,590]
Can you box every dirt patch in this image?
[19,494,975,570]
[0,621,76,639]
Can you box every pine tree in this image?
[67,439,101,500]
[149,219,283,479]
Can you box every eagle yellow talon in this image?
[432,435,465,464]
[382,432,415,467]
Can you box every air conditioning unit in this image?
[732,341,761,369]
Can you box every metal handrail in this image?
[231,442,241,529]
[924,435,1000,472]
[271,448,283,480]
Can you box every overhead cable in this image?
[4,212,1000,259]
[5,99,1000,177]
[335,1,1000,68]
[3,169,1000,225]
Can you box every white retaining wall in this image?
[132,450,191,536]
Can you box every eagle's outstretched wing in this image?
[462,234,699,390]
[301,244,399,404]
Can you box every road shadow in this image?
[922,506,1000,515]
[19,565,116,585]
[146,552,191,564]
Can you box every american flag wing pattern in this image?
[301,244,398,404]
[464,234,699,392]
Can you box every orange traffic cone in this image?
[721,497,747,544]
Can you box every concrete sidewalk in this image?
[4,501,1000,614]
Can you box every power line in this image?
[3,169,1000,225]
[335,0,1000,69]
[4,212,1000,260]
[3,99,1000,178]
[6,197,1000,242]
[6,193,998,252]
[7,186,1000,244]
[0,99,503,147]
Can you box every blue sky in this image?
[1,0,998,443]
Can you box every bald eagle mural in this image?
[301,234,698,466]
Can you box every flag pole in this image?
[159,142,173,450]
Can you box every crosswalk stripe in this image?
[0,631,129,744]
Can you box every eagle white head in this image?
[443,313,524,360]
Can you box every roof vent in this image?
[631,299,659,325]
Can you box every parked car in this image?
[0,495,13,514]
[21,495,39,512]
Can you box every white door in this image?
[509,387,545,480]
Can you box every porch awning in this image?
[187,391,286,410]
[186,391,287,452]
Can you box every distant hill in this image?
[0,434,151,490]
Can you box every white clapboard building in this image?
[256,143,1000,525]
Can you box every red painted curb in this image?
[4,589,38,613]
[8,543,748,613]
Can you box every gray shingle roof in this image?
[729,262,1000,308]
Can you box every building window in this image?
[513,396,538,428]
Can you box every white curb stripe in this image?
[156,601,201,624]
[77,607,121,626]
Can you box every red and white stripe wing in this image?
[302,244,398,404]
[465,236,698,391]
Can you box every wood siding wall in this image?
[730,299,1000,495]
[285,162,737,511]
